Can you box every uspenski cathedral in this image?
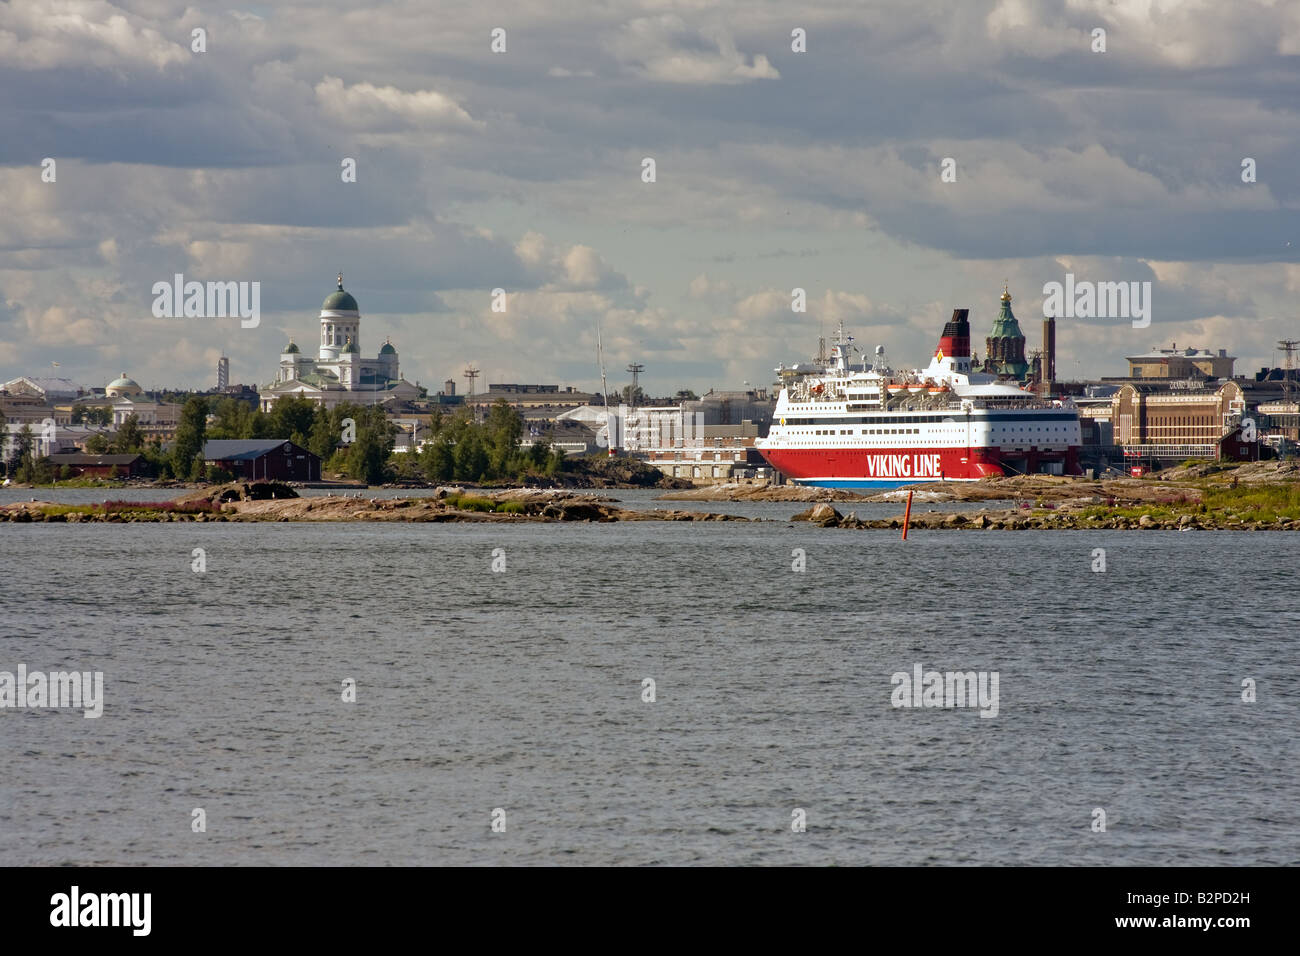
[259,274,420,411]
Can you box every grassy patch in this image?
[1201,483,1300,523]
[443,494,497,512]
[99,499,217,514]
[1070,482,1300,524]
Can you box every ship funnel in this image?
[937,309,970,360]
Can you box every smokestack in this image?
[938,309,970,359]
[1043,315,1056,388]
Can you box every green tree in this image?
[344,405,394,485]
[527,436,552,470]
[70,405,85,425]
[113,413,144,453]
[421,434,455,482]
[453,428,489,482]
[307,408,336,461]
[268,396,317,447]
[484,399,523,475]
[172,396,209,480]
[14,424,36,483]
[546,447,566,476]
[144,436,171,480]
[208,397,258,440]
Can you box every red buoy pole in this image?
[902,489,914,540]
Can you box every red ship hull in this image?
[758,445,1080,487]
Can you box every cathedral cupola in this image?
[319,272,360,361]
[983,282,1029,380]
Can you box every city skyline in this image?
[2,0,1297,394]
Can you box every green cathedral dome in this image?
[989,288,1025,340]
[322,273,359,312]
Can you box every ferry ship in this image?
[755,308,1082,487]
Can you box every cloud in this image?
[1,0,1297,390]
[515,233,633,295]
[688,274,734,300]
[0,1,188,70]
[314,76,482,131]
[608,15,779,84]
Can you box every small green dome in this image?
[323,273,358,312]
[108,374,140,389]
[341,338,359,354]
[379,341,397,355]
[283,341,300,354]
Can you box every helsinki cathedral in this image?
[259,274,419,411]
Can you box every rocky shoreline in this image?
[7,462,1300,530]
[0,483,749,524]
[792,502,1300,531]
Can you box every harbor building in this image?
[583,387,776,483]
[1111,380,1260,463]
[203,439,322,481]
[1125,345,1235,380]
[45,453,144,479]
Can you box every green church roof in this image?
[322,273,358,312]
[989,286,1025,341]
[341,338,359,354]
[379,341,397,355]
[283,341,300,354]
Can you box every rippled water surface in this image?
[1,515,1296,865]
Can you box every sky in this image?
[1,0,1298,397]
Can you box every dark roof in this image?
[203,439,304,461]
[47,453,140,465]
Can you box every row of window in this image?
[812,428,922,435]
[783,413,1077,426]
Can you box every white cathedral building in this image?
[259,275,420,411]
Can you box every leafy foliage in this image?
[418,400,563,484]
